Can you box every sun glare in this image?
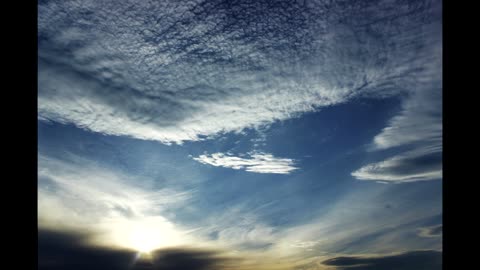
[105,216,185,253]
[129,224,163,253]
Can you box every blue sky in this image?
[38,0,442,269]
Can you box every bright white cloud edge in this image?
[193,152,298,174]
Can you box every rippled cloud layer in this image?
[39,0,441,144]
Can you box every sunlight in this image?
[104,216,185,253]
[129,225,160,253]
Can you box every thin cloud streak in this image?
[417,225,442,238]
[193,152,298,174]
[352,148,442,182]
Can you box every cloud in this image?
[37,0,443,266]
[373,88,442,151]
[38,229,136,270]
[38,154,196,250]
[417,225,442,238]
[38,153,289,259]
[37,153,315,260]
[193,203,278,252]
[38,0,441,144]
[38,229,238,270]
[269,185,442,257]
[352,85,442,183]
[149,248,238,270]
[193,152,298,174]
[351,147,442,182]
[321,250,442,270]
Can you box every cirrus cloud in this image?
[193,152,298,174]
[352,83,442,183]
[352,147,442,182]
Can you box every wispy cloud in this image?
[38,0,441,144]
[38,154,195,250]
[270,185,442,257]
[38,153,291,256]
[37,0,443,267]
[352,85,442,183]
[193,152,298,174]
[195,204,279,252]
[373,89,442,151]
[352,147,442,183]
[417,225,442,238]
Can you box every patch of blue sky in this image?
[39,92,440,236]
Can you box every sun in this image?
[104,216,185,254]
[128,224,163,253]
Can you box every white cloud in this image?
[271,186,443,257]
[36,0,443,262]
[352,147,442,183]
[372,88,442,150]
[352,84,442,183]
[38,154,196,250]
[193,152,298,174]
[37,153,285,254]
[38,0,441,144]
[190,203,280,255]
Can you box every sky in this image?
[38,0,442,269]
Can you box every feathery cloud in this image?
[193,152,298,174]
[352,147,442,182]
[352,85,442,183]
[38,154,195,250]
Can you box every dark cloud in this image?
[322,250,441,270]
[38,230,237,270]
[38,229,136,270]
[150,248,235,270]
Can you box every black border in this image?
[4,0,37,268]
